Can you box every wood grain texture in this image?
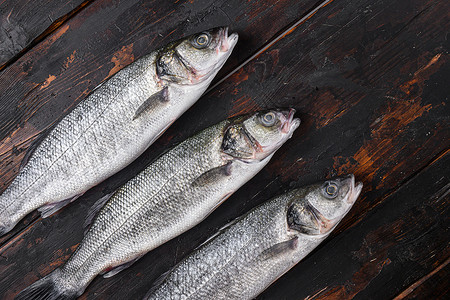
[0,0,91,69]
[393,257,449,300]
[0,0,448,299]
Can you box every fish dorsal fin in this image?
[38,193,83,218]
[257,237,298,261]
[102,254,144,278]
[19,126,54,172]
[144,268,174,299]
[191,161,233,187]
[133,86,169,120]
[83,192,114,233]
[195,217,240,250]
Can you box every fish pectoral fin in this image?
[83,192,115,233]
[133,86,169,120]
[102,255,144,278]
[38,193,83,218]
[191,161,233,187]
[257,237,299,261]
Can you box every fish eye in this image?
[160,54,172,64]
[261,112,276,127]
[322,181,339,199]
[192,33,211,49]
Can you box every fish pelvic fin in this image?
[15,269,77,300]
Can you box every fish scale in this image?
[146,176,362,300]
[2,55,158,222]
[59,122,255,290]
[1,27,238,236]
[16,108,299,299]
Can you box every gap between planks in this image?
[205,0,335,94]
[392,256,450,300]
[347,147,450,232]
[0,0,96,72]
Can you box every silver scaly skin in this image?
[15,109,300,300]
[145,175,363,300]
[0,27,238,236]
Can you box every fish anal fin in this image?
[38,193,83,218]
[83,192,114,233]
[257,237,299,261]
[133,86,169,120]
[191,161,233,187]
[102,255,143,278]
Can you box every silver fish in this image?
[15,109,300,299]
[0,27,238,235]
[145,175,362,300]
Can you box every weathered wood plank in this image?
[393,258,449,300]
[0,0,91,69]
[0,0,321,244]
[0,0,448,299]
[260,151,450,300]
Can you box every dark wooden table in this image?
[0,0,448,299]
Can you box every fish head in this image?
[221,109,300,162]
[286,175,363,236]
[156,27,238,85]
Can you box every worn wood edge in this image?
[343,147,450,233]
[0,0,96,72]
[205,0,335,95]
[392,257,450,300]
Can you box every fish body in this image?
[146,176,363,300]
[16,109,300,299]
[0,27,238,235]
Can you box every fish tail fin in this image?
[15,269,76,300]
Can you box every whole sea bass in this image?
[16,109,300,300]
[145,175,362,300]
[0,27,238,235]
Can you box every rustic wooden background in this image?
[0,0,448,299]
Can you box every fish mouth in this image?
[342,174,363,204]
[281,108,300,135]
[219,27,239,53]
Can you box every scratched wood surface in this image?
[0,0,448,299]
[0,0,90,69]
